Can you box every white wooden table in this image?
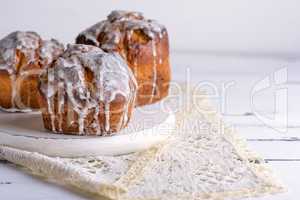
[1,52,299,200]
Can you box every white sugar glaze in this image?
[78,10,165,49]
[39,39,65,67]
[0,31,64,112]
[40,44,137,135]
[77,10,166,104]
[150,40,157,103]
[0,31,40,72]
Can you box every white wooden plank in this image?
[222,84,300,128]
[247,141,300,160]
[224,115,300,129]
[234,126,300,139]
[223,115,300,139]
[0,163,97,200]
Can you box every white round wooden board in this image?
[0,102,175,157]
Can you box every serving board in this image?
[0,102,175,157]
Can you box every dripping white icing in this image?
[47,100,56,132]
[44,67,56,132]
[0,31,64,112]
[0,31,40,73]
[10,74,17,108]
[159,58,162,65]
[150,40,158,103]
[40,44,137,135]
[57,81,65,132]
[104,103,110,133]
[93,106,101,136]
[39,39,65,67]
[77,10,166,52]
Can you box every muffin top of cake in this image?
[0,31,64,74]
[40,44,137,105]
[77,10,167,51]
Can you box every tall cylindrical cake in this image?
[76,10,171,106]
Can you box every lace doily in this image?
[0,86,285,200]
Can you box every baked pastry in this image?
[0,31,64,112]
[76,10,171,106]
[39,44,137,135]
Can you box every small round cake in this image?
[0,31,64,112]
[39,44,138,135]
[76,10,171,106]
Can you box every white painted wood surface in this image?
[1,52,300,199]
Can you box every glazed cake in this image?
[0,31,64,111]
[39,44,137,135]
[76,10,171,106]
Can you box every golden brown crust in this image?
[0,70,13,109]
[125,32,171,106]
[18,72,43,109]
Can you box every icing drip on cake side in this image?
[44,67,56,132]
[0,31,64,112]
[39,39,65,67]
[40,44,137,135]
[150,40,157,103]
[0,31,40,73]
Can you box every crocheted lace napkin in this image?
[0,86,285,200]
